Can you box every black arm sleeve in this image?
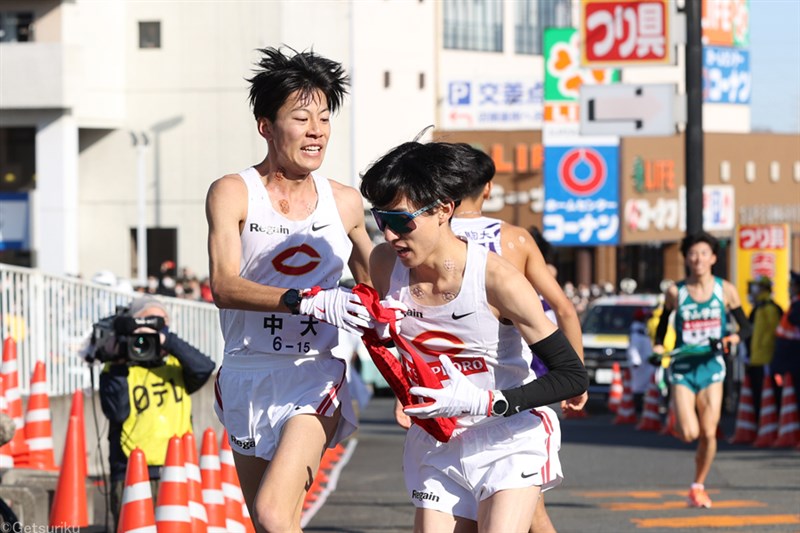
[730,306,753,341]
[501,330,588,416]
[654,308,671,346]
[162,332,216,394]
[99,364,131,423]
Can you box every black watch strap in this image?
[281,288,302,315]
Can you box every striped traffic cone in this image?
[607,362,623,413]
[242,501,256,533]
[2,337,29,465]
[118,448,156,533]
[220,431,247,533]
[21,360,57,470]
[729,375,758,444]
[155,435,192,533]
[0,376,14,469]
[199,429,226,533]
[636,374,663,432]
[773,374,800,448]
[613,368,637,424]
[753,375,779,448]
[183,432,208,532]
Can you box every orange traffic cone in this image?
[0,376,14,469]
[636,374,663,432]
[21,360,57,470]
[607,362,623,413]
[69,390,88,480]
[182,432,208,533]
[49,415,88,527]
[220,430,247,533]
[118,448,156,533]
[613,368,637,424]
[155,435,192,532]
[242,502,256,533]
[773,374,800,448]
[199,428,226,533]
[753,375,779,448]
[729,375,758,444]
[2,337,29,465]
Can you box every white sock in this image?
[691,483,704,490]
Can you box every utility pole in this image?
[684,0,704,235]
[131,131,149,286]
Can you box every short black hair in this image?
[247,46,349,122]
[360,142,473,210]
[450,143,495,199]
[680,231,719,257]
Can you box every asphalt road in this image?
[306,397,800,533]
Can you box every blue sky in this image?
[749,0,800,133]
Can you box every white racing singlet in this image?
[219,167,352,358]
[387,241,536,429]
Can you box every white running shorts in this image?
[403,406,563,521]
[214,353,357,460]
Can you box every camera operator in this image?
[98,296,215,529]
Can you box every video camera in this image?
[86,307,165,364]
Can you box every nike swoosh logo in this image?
[312,222,330,231]
[451,311,475,320]
[521,472,538,479]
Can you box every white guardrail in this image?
[0,263,223,396]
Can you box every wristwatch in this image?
[490,390,509,417]
[281,288,302,315]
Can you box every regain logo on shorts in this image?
[411,489,440,502]
[230,434,255,450]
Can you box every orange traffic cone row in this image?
[2,337,29,465]
[220,430,247,533]
[69,390,88,480]
[729,374,758,444]
[182,432,209,533]
[607,362,623,413]
[636,374,663,432]
[118,448,157,533]
[0,376,14,469]
[199,428,227,533]
[49,415,88,528]
[773,374,800,448]
[21,360,57,470]
[753,375,779,448]
[613,368,637,424]
[155,435,192,532]
[242,502,256,533]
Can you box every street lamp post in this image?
[130,131,149,286]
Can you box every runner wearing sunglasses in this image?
[205,46,382,532]
[360,141,587,533]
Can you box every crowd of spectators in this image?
[133,261,214,303]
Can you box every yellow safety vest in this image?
[120,355,192,465]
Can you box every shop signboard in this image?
[702,0,749,48]
[441,78,544,130]
[679,185,735,232]
[580,0,673,67]
[543,143,620,245]
[702,46,750,104]
[735,223,790,315]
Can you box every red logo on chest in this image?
[272,244,321,276]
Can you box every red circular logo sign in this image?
[411,331,464,357]
[558,147,606,196]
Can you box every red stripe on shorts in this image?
[531,409,554,483]
[317,361,345,416]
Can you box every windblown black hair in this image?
[247,46,349,122]
[360,142,474,210]
[680,230,720,257]
[450,143,495,199]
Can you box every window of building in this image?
[419,72,426,90]
[515,0,571,55]
[0,12,34,42]
[443,0,503,52]
[384,71,391,88]
[138,21,161,49]
[0,128,36,192]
